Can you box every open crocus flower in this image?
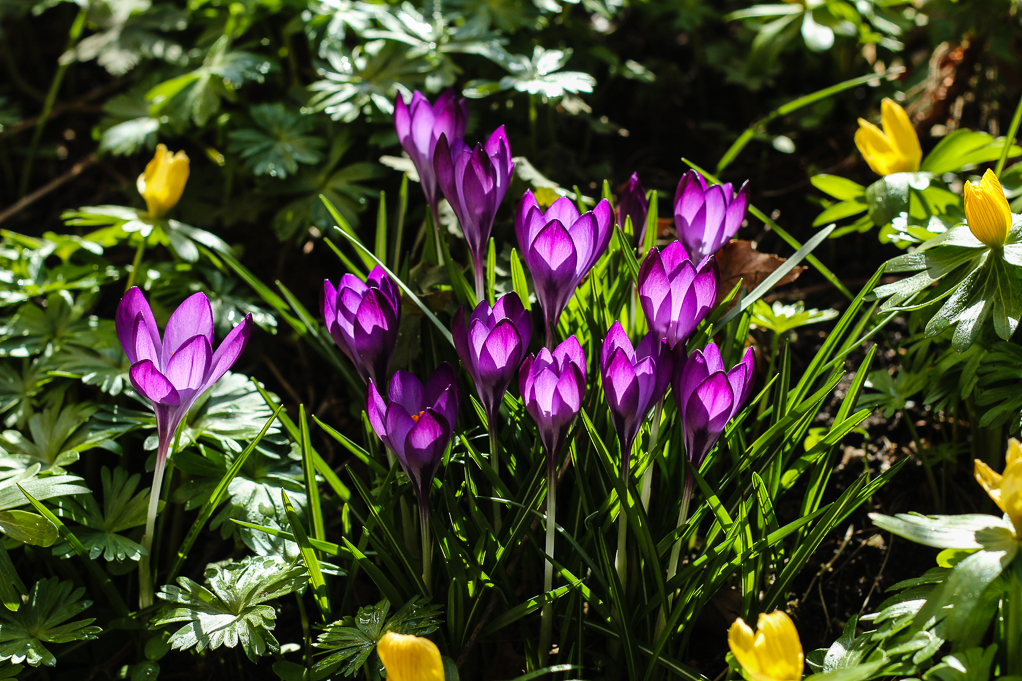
[854,98,922,177]
[637,241,717,351]
[376,632,444,681]
[674,170,749,265]
[434,127,514,298]
[673,342,755,466]
[137,144,189,219]
[965,169,1012,248]
[515,191,614,343]
[453,292,532,425]
[394,90,469,226]
[728,611,804,681]
[619,173,649,247]
[520,336,587,462]
[322,266,401,388]
[600,322,672,468]
[975,438,1022,537]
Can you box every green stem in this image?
[490,424,502,533]
[539,459,557,666]
[640,400,664,512]
[419,498,431,594]
[1008,571,1022,675]
[139,438,170,610]
[996,94,1022,177]
[615,465,629,589]
[430,205,445,267]
[655,474,694,639]
[125,237,146,292]
[473,259,486,306]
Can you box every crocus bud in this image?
[376,632,444,681]
[637,242,717,351]
[515,191,614,341]
[366,364,459,508]
[519,336,587,462]
[600,323,672,468]
[965,169,1012,247]
[116,287,253,458]
[453,292,532,424]
[674,170,748,264]
[322,266,401,387]
[854,98,922,177]
[974,438,1022,537]
[673,343,754,466]
[137,144,189,219]
[618,173,649,247]
[728,611,804,681]
[394,90,469,223]
[434,127,515,296]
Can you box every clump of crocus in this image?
[637,241,717,351]
[434,127,514,299]
[322,266,401,388]
[964,169,1013,248]
[515,191,614,345]
[393,90,469,229]
[728,611,804,681]
[854,98,922,177]
[618,173,649,247]
[367,364,459,588]
[376,632,444,681]
[974,437,1022,537]
[116,287,253,607]
[138,144,189,219]
[674,170,749,264]
[519,336,586,663]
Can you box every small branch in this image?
[0,153,97,225]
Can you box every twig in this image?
[262,353,304,408]
[799,524,854,605]
[859,537,893,616]
[0,153,97,225]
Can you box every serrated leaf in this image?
[0,578,101,667]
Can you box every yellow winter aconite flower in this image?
[964,169,1012,247]
[376,632,444,681]
[137,144,189,219]
[728,611,804,681]
[854,98,922,176]
[974,438,1022,536]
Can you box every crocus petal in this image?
[425,362,459,428]
[389,370,425,413]
[600,321,634,370]
[133,314,161,366]
[130,360,181,406]
[353,289,398,385]
[366,379,391,450]
[163,292,214,366]
[553,336,587,376]
[478,321,523,385]
[117,287,162,365]
[164,334,212,391]
[204,315,253,389]
[385,403,417,463]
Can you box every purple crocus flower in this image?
[674,169,749,264]
[515,191,614,344]
[453,292,532,424]
[322,265,401,388]
[394,90,469,228]
[619,173,649,247]
[637,241,717,352]
[434,127,515,298]
[117,287,253,460]
[673,342,755,466]
[600,322,673,468]
[519,336,587,462]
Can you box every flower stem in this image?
[419,496,432,594]
[473,259,486,306]
[489,424,502,533]
[539,459,557,666]
[640,400,665,512]
[139,438,171,610]
[615,464,629,590]
[125,238,146,292]
[430,205,445,266]
[545,316,556,350]
[1008,570,1022,675]
[655,474,694,639]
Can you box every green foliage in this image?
[228,104,326,179]
[53,467,149,562]
[0,579,101,667]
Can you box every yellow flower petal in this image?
[376,632,444,681]
[975,440,1022,537]
[880,99,921,173]
[728,617,763,679]
[138,144,190,219]
[1008,439,1022,468]
[854,120,897,177]
[728,612,803,681]
[975,459,1004,510]
[964,169,1011,247]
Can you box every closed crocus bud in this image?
[137,144,190,219]
[673,343,755,466]
[974,438,1022,537]
[618,173,649,247]
[637,241,717,351]
[453,292,532,424]
[854,98,922,177]
[366,364,459,509]
[728,611,804,681]
[515,191,614,342]
[394,90,469,224]
[674,170,749,264]
[600,323,672,468]
[322,266,401,387]
[434,127,515,297]
[519,336,587,462]
[376,632,444,681]
[965,169,1013,248]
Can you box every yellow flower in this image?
[728,611,804,681]
[137,144,189,219]
[964,169,1012,247]
[376,632,444,681]
[854,98,922,176]
[974,438,1022,536]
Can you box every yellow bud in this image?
[975,438,1022,536]
[376,632,444,681]
[854,98,921,176]
[728,611,804,681]
[137,144,189,219]
[964,169,1012,247]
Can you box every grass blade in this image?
[281,489,330,620]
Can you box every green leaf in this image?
[53,467,149,561]
[510,248,532,311]
[865,172,931,226]
[922,129,1022,175]
[228,104,326,179]
[811,175,866,201]
[281,489,330,621]
[0,578,101,667]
